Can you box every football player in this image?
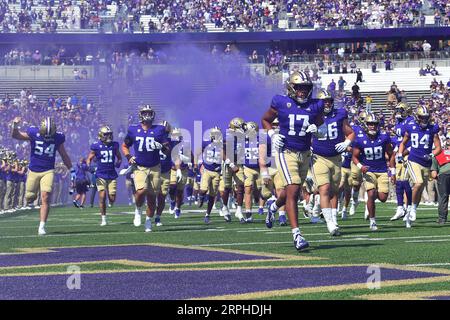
[349,110,368,216]
[398,105,441,227]
[153,121,173,226]
[390,102,414,221]
[169,127,193,219]
[197,126,224,223]
[86,125,122,226]
[262,71,324,251]
[122,105,170,232]
[242,121,261,222]
[352,113,396,230]
[311,89,355,235]
[220,117,246,222]
[11,116,72,235]
[337,149,353,220]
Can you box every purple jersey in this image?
[312,108,348,157]
[75,163,89,180]
[405,121,440,168]
[271,95,324,152]
[160,140,177,174]
[354,131,392,173]
[124,124,168,168]
[90,141,119,180]
[202,141,222,172]
[341,151,352,169]
[393,116,414,149]
[27,126,65,172]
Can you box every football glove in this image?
[269,130,285,150]
[395,153,404,163]
[150,141,163,150]
[335,139,351,153]
[179,154,190,163]
[423,153,435,161]
[305,124,318,134]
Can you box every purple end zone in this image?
[426,296,450,300]
[0,245,277,267]
[0,266,447,300]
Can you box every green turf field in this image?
[1,202,449,300]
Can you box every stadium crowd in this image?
[0,0,448,33]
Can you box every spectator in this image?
[327,79,336,98]
[338,76,346,92]
[368,61,375,74]
[423,40,432,58]
[384,57,392,71]
[356,69,363,83]
[350,60,357,73]
[365,95,373,112]
[351,83,360,99]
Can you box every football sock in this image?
[404,181,412,206]
[292,227,300,237]
[279,211,286,216]
[396,183,404,206]
[39,221,45,229]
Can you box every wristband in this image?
[125,154,132,161]
[261,170,269,179]
[268,129,275,138]
[356,163,363,169]
[390,168,396,175]
[229,163,236,169]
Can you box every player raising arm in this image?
[12,116,72,235]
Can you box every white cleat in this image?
[349,199,358,216]
[409,209,416,222]
[145,219,152,232]
[133,214,142,227]
[156,222,163,227]
[220,206,230,217]
[100,218,107,226]
[405,219,412,228]
[369,221,378,231]
[390,206,406,221]
[38,227,46,236]
[235,207,244,221]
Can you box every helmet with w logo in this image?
[414,105,431,129]
[139,105,155,124]
[395,102,411,120]
[286,71,313,104]
[39,117,57,139]
[364,112,380,136]
[317,89,334,114]
[98,125,113,144]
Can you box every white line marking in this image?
[405,263,450,267]
[193,234,450,247]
